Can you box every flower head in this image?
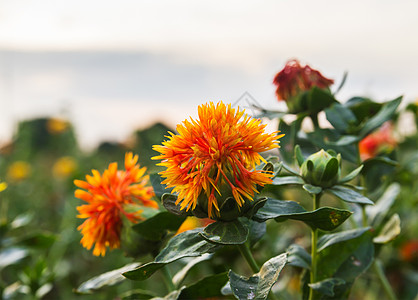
[7,161,31,182]
[153,101,283,220]
[359,122,397,160]
[53,156,77,178]
[273,59,334,101]
[74,152,157,256]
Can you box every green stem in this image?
[161,266,175,292]
[309,193,321,300]
[238,243,259,273]
[373,259,397,300]
[361,205,368,227]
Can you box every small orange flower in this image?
[153,101,283,219]
[359,122,397,160]
[273,59,334,101]
[74,152,158,256]
[400,240,418,262]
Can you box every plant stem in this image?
[361,205,368,227]
[309,193,321,300]
[238,243,259,273]
[373,259,397,300]
[161,266,175,292]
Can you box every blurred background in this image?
[1,0,417,149]
[0,1,417,299]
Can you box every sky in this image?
[0,0,417,148]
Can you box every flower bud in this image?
[300,149,340,188]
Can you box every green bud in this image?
[300,149,341,188]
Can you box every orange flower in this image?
[400,240,418,262]
[74,152,158,256]
[153,101,283,219]
[359,122,397,160]
[273,59,334,101]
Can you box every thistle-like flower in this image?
[153,101,283,219]
[74,152,157,256]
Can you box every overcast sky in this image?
[0,0,417,148]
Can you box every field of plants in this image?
[0,60,417,299]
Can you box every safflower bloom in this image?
[53,156,77,178]
[359,122,397,160]
[46,118,69,134]
[7,161,31,182]
[273,59,334,101]
[74,152,158,256]
[153,101,283,219]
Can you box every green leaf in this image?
[178,272,229,299]
[327,135,359,146]
[325,103,357,133]
[302,184,322,195]
[358,96,402,138]
[308,278,345,297]
[338,165,364,184]
[120,289,158,299]
[366,183,400,227]
[307,87,337,112]
[0,247,28,269]
[132,212,186,241]
[156,288,185,300]
[316,230,374,298]
[150,173,172,200]
[253,199,351,231]
[373,214,401,244]
[287,244,311,269]
[123,229,221,281]
[161,194,194,217]
[17,232,57,249]
[317,227,371,252]
[172,254,212,287]
[295,145,305,167]
[229,253,287,300]
[246,219,267,247]
[327,185,374,205]
[199,220,249,245]
[76,263,141,294]
[272,176,304,185]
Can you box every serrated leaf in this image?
[76,263,141,294]
[308,278,345,297]
[321,157,339,182]
[327,185,374,205]
[253,199,351,231]
[132,212,186,241]
[302,184,322,195]
[272,176,304,185]
[358,96,402,138]
[246,219,267,247]
[199,220,248,245]
[338,165,363,184]
[172,254,212,287]
[161,194,194,217]
[229,253,287,300]
[178,272,229,299]
[287,244,311,269]
[307,87,337,112]
[123,229,221,281]
[373,214,401,244]
[317,227,371,252]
